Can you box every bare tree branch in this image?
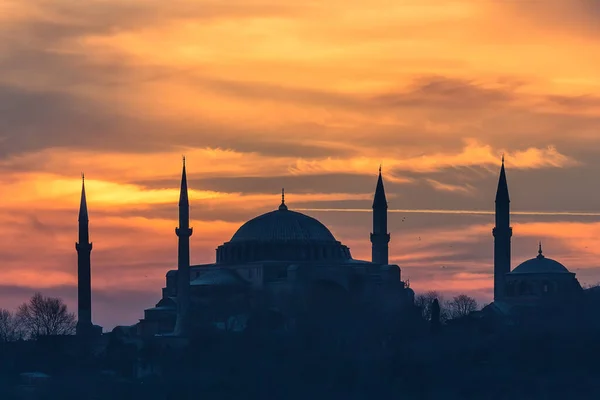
[446,294,478,319]
[16,293,76,338]
[0,308,22,342]
[414,291,450,322]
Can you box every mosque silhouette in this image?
[74,157,583,337]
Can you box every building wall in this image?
[147,259,413,335]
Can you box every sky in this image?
[1,0,600,330]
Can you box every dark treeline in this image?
[2,289,600,399]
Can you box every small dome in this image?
[230,208,338,243]
[510,244,570,274]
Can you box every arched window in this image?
[542,280,550,294]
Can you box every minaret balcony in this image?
[76,242,93,251]
[370,232,391,243]
[492,227,512,237]
[176,227,193,237]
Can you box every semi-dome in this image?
[191,269,248,287]
[510,244,570,274]
[216,194,352,264]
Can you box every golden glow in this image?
[1,0,600,326]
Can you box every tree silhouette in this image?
[447,294,478,319]
[16,293,76,338]
[0,308,21,342]
[415,291,449,322]
[430,299,441,333]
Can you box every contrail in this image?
[295,208,600,217]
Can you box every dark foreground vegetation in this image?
[1,290,600,399]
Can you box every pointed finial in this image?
[379,164,382,174]
[279,188,288,211]
[501,153,505,164]
[538,241,543,257]
[182,155,186,167]
[81,172,85,182]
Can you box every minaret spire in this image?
[76,173,94,336]
[496,154,510,203]
[371,167,390,265]
[79,173,88,225]
[174,157,193,336]
[492,155,512,301]
[179,155,188,206]
[373,166,387,208]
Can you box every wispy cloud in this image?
[426,178,475,194]
[0,139,574,180]
[296,208,600,217]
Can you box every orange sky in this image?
[1,0,600,329]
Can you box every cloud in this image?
[1,0,310,38]
[0,172,376,213]
[2,11,599,162]
[373,75,517,109]
[545,94,600,110]
[425,179,475,194]
[183,74,544,116]
[0,83,174,157]
[490,0,600,37]
[0,139,575,187]
[152,173,384,195]
[291,140,576,175]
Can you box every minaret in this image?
[174,157,193,336]
[76,173,93,336]
[371,166,390,265]
[492,155,512,301]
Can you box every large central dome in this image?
[215,198,352,264]
[230,205,337,243]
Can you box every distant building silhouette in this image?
[75,174,102,337]
[487,158,583,317]
[135,162,414,336]
[504,242,583,303]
